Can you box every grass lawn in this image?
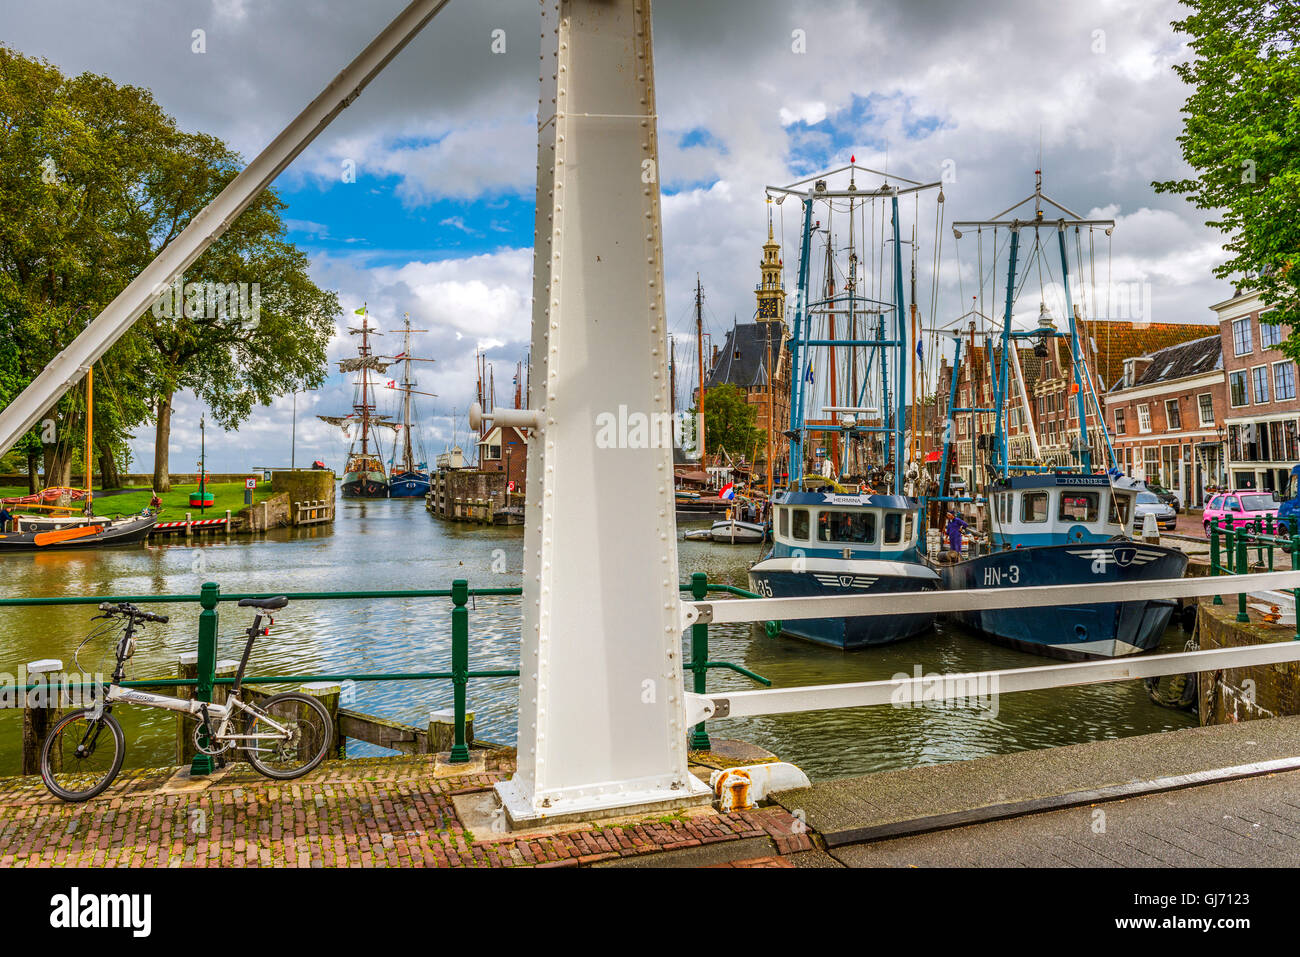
[0,482,279,520]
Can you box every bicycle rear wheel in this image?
[40,709,125,802]
[242,692,332,779]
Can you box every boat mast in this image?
[84,366,92,515]
[402,313,414,472]
[695,275,706,466]
[358,309,372,458]
[824,232,839,474]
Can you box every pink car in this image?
[1202,490,1281,535]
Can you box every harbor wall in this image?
[1196,598,1300,724]
[272,469,335,525]
[427,469,517,523]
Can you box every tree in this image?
[1154,1,1300,351]
[0,46,338,491]
[699,384,763,464]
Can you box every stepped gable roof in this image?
[705,321,785,391]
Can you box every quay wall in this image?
[271,469,336,526]
[427,469,519,523]
[1197,598,1300,724]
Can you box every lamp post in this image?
[199,414,207,514]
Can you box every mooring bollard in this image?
[22,659,63,775]
[300,682,344,758]
[429,707,474,754]
[449,579,470,762]
[689,572,711,751]
[186,511,193,543]
[1237,531,1250,624]
[225,509,232,541]
[176,651,199,766]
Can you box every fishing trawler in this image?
[931,174,1188,658]
[318,306,400,498]
[386,313,435,498]
[748,162,942,649]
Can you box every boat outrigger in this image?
[748,162,942,649]
[930,173,1188,658]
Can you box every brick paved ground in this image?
[0,752,813,868]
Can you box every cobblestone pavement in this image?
[0,753,812,868]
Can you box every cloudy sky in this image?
[3,0,1230,472]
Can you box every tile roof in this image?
[1109,334,1223,392]
[1067,321,1218,389]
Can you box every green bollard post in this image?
[449,579,470,763]
[190,581,220,775]
[1210,519,1222,605]
[688,572,711,751]
[1237,532,1250,623]
[1293,535,1300,642]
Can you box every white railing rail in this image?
[684,639,1300,723]
[682,569,1300,628]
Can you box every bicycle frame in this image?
[99,608,294,749]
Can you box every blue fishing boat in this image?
[933,175,1187,659]
[936,474,1186,658]
[748,163,943,649]
[751,489,939,648]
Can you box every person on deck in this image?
[0,506,11,532]
[945,510,971,554]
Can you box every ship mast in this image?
[695,275,706,466]
[402,314,414,472]
[358,310,373,457]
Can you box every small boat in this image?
[0,512,157,552]
[682,528,713,541]
[709,519,766,544]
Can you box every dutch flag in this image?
[719,482,736,500]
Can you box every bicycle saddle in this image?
[238,596,289,610]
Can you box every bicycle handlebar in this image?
[98,602,169,624]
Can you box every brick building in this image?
[1215,290,1300,492]
[1106,334,1225,507]
[477,424,528,493]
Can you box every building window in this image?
[1260,312,1282,349]
[1197,393,1215,427]
[1137,404,1152,433]
[1229,370,1248,407]
[1232,317,1253,356]
[1114,408,1126,435]
[1165,399,1181,430]
[1274,361,1297,401]
[1252,365,1270,404]
[1143,447,1159,481]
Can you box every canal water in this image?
[0,500,1195,780]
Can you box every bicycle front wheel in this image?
[40,709,125,802]
[242,692,332,780]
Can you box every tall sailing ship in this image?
[318,306,400,498]
[387,313,435,498]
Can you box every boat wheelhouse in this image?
[936,473,1186,658]
[750,489,939,649]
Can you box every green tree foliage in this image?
[699,384,763,463]
[1154,1,1300,350]
[0,46,339,490]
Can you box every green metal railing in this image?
[1208,516,1300,639]
[5,574,771,772]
